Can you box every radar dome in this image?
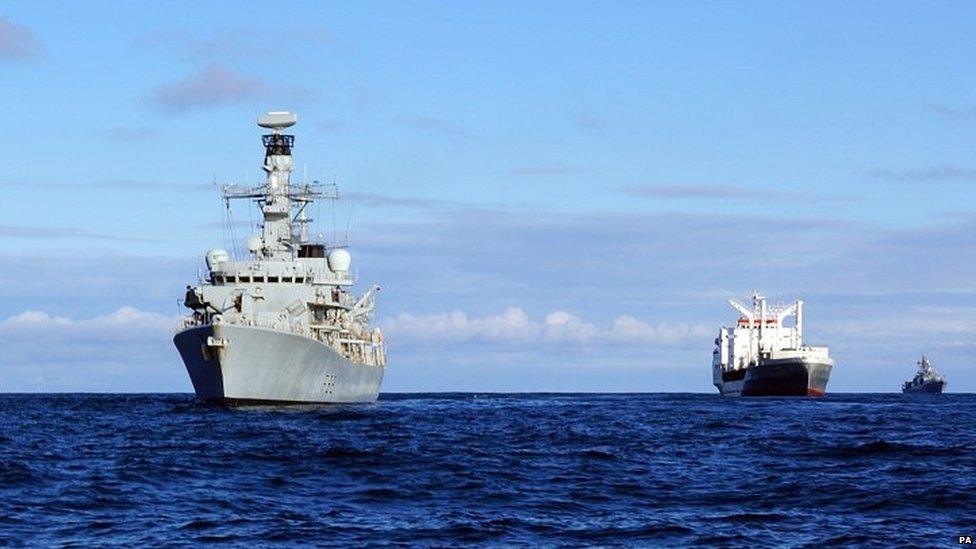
[246,235,263,253]
[205,248,230,271]
[328,248,352,274]
[257,111,297,130]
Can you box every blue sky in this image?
[0,2,974,392]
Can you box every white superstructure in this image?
[174,111,386,404]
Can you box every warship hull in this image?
[718,358,833,397]
[902,381,945,394]
[174,324,384,404]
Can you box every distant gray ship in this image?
[174,111,387,404]
[902,356,946,394]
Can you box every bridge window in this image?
[268,276,279,283]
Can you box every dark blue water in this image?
[0,394,973,546]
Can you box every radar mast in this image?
[220,111,338,261]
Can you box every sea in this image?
[0,393,972,547]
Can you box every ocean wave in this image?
[818,439,966,458]
[0,393,972,546]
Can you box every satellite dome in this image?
[205,248,230,271]
[246,235,263,253]
[328,248,352,273]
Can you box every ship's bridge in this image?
[204,258,355,287]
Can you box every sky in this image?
[0,2,974,392]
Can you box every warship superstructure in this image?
[174,111,386,404]
[902,356,946,394]
[712,294,833,397]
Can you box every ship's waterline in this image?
[719,359,833,397]
[174,111,386,404]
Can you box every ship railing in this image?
[178,314,387,366]
[175,316,203,333]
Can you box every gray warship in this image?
[902,356,946,394]
[174,111,387,404]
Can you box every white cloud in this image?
[381,307,711,348]
[0,307,183,392]
[1,306,176,340]
[822,305,976,340]
[151,65,267,112]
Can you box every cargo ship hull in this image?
[718,358,832,397]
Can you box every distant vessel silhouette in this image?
[902,356,946,394]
